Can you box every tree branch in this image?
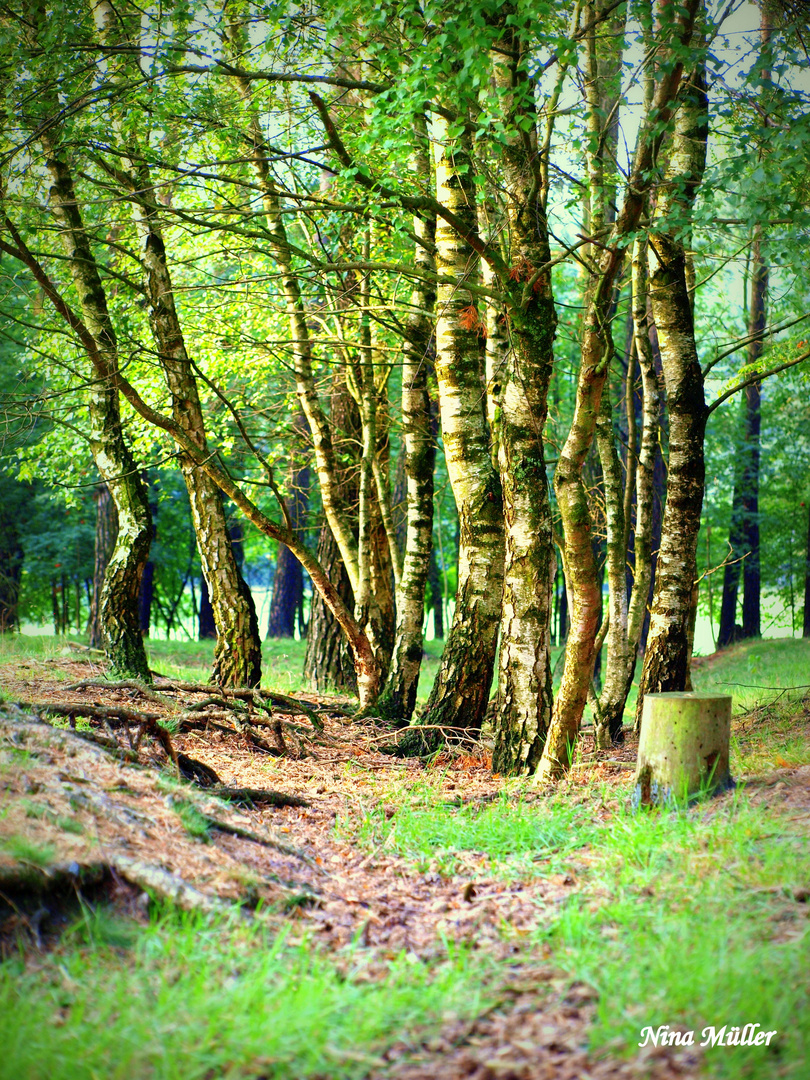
[706,349,810,415]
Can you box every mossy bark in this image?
[380,127,436,724]
[87,484,117,650]
[132,209,262,688]
[35,123,152,682]
[486,21,557,776]
[420,123,504,734]
[92,0,261,687]
[636,69,709,721]
[593,236,660,746]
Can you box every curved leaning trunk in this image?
[536,2,700,779]
[421,125,504,734]
[91,0,261,688]
[355,261,397,687]
[223,44,384,703]
[95,421,154,681]
[134,214,262,688]
[35,129,153,682]
[535,3,624,780]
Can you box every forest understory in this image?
[1,637,809,1080]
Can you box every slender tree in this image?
[636,65,710,712]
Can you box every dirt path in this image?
[3,657,808,1079]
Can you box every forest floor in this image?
[1,636,809,1080]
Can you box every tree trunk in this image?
[740,269,766,640]
[198,578,216,640]
[379,126,436,723]
[138,561,154,637]
[267,547,304,639]
[741,8,773,640]
[594,236,661,745]
[419,123,504,735]
[428,548,444,640]
[32,121,152,681]
[482,20,557,776]
[92,0,261,688]
[557,570,569,643]
[51,580,60,635]
[0,500,23,633]
[718,250,767,647]
[304,522,358,693]
[304,375,361,694]
[803,502,810,638]
[87,484,118,649]
[717,461,745,648]
[267,422,309,639]
[636,69,709,721]
[359,302,397,684]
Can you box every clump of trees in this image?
[1,0,808,778]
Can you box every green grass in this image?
[0,633,71,665]
[171,798,214,842]
[143,637,217,684]
[63,905,142,951]
[692,637,810,710]
[0,835,56,866]
[538,795,810,1077]
[0,913,493,1080]
[0,745,37,772]
[2,631,810,1077]
[338,784,593,878]
[17,802,85,835]
[587,635,810,730]
[731,695,810,773]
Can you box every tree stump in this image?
[634,692,734,806]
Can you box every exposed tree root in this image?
[68,728,140,762]
[173,754,310,806]
[151,680,326,730]
[20,699,180,771]
[377,724,484,758]
[65,679,177,708]
[176,751,222,786]
[111,856,236,914]
[19,687,322,765]
[163,790,313,863]
[209,786,310,809]
[1,858,230,927]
